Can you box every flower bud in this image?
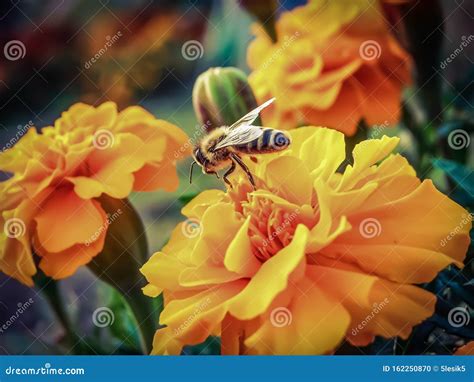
[192,67,259,132]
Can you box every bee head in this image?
[192,147,206,167]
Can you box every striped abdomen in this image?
[235,128,291,154]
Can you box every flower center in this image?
[243,198,300,262]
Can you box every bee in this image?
[190,98,291,189]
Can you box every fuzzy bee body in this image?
[190,98,291,189]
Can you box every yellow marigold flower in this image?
[0,102,189,285]
[141,127,471,355]
[247,0,411,135]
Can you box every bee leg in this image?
[231,153,256,190]
[223,160,236,189]
[189,161,196,184]
[205,168,220,179]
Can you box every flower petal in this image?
[229,225,309,320]
[34,188,107,253]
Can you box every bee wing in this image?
[228,97,275,130]
[213,125,264,150]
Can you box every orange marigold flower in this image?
[247,0,411,135]
[0,102,189,285]
[141,127,471,355]
[454,342,474,355]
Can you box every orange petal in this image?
[34,188,107,253]
[309,263,436,346]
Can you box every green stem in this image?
[123,288,157,354]
[87,195,158,354]
[33,271,82,353]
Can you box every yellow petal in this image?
[229,225,309,320]
[224,216,261,277]
[245,278,350,354]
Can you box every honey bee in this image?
[190,98,291,189]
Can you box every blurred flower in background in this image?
[141,127,470,355]
[247,0,411,135]
[0,102,188,285]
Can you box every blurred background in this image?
[0,0,472,355]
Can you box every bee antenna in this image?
[189,161,197,184]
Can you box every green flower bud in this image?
[192,67,260,132]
